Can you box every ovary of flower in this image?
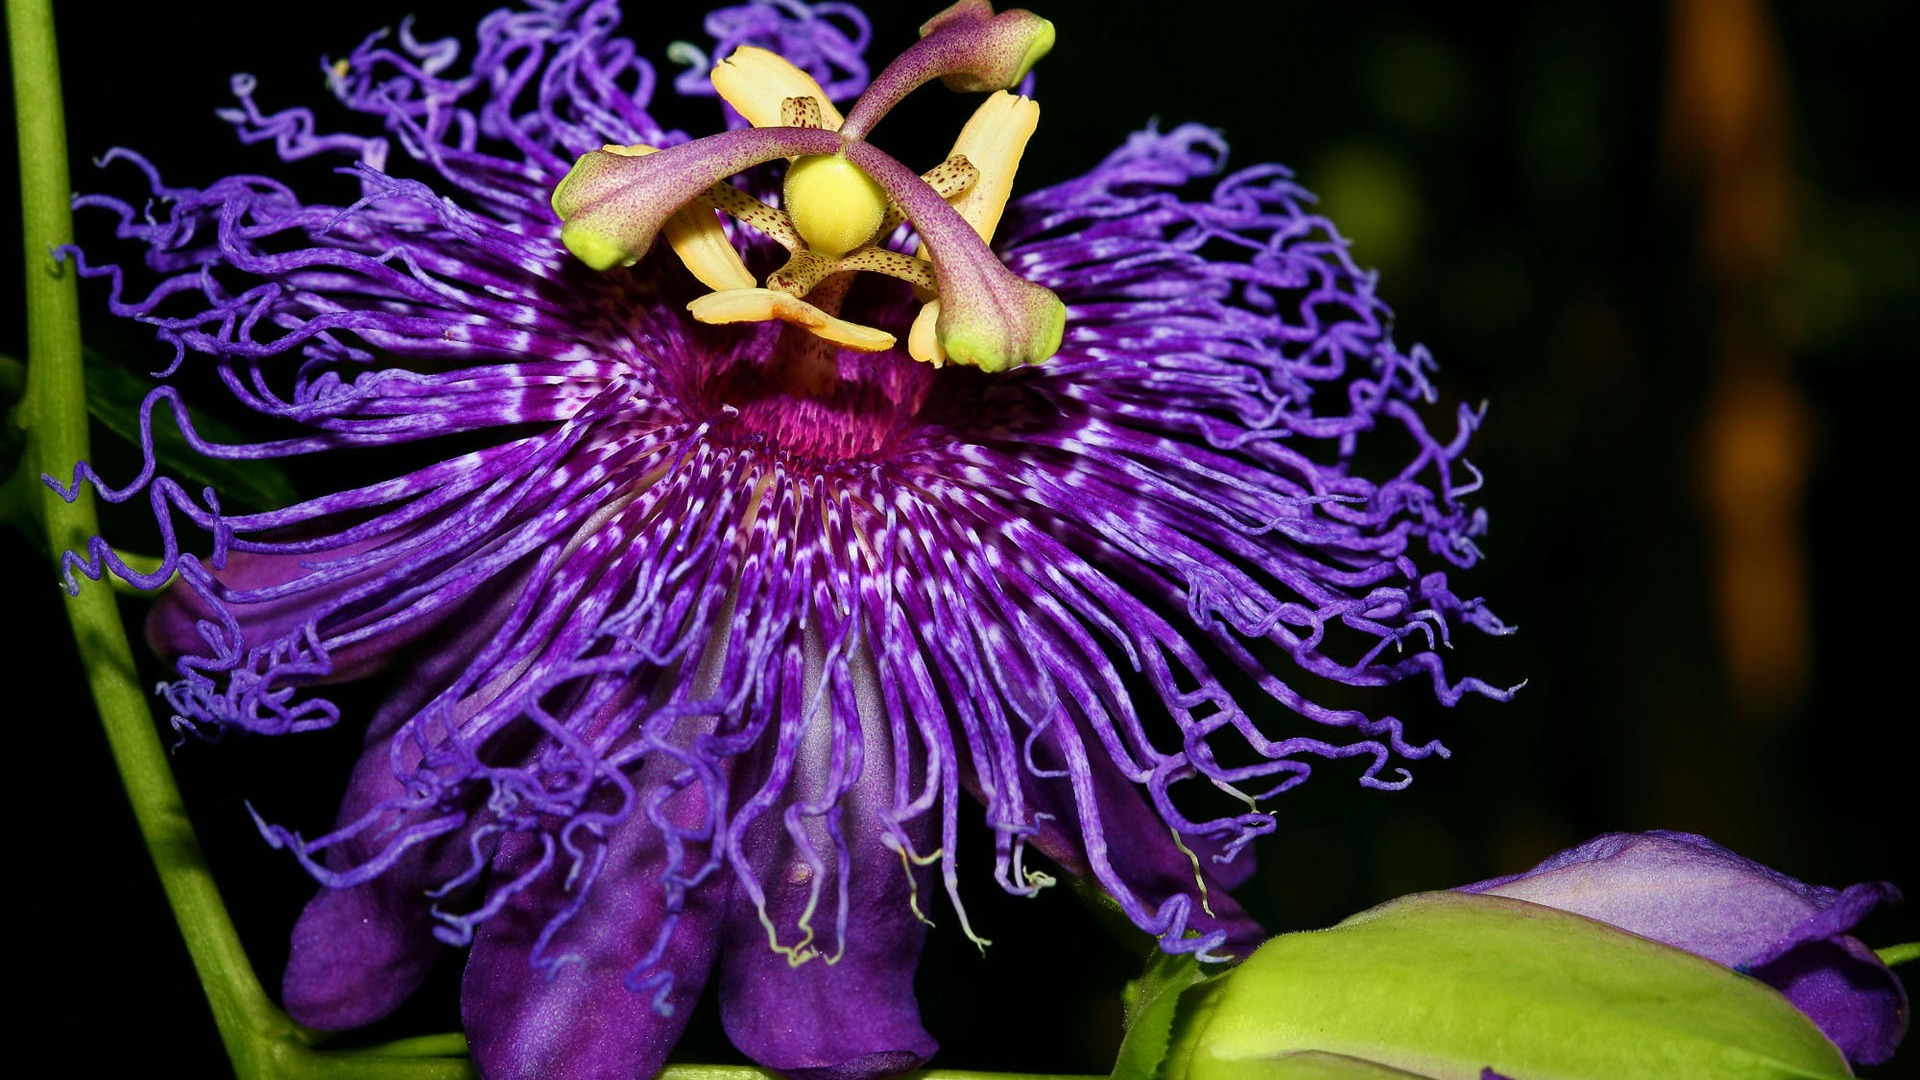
[784,154,890,259]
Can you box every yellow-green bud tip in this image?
[940,293,1065,373]
[1013,17,1055,86]
[560,224,637,271]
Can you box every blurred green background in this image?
[6,0,1913,1075]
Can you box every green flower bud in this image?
[1152,892,1852,1080]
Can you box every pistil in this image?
[552,125,843,271]
[838,3,1055,140]
[550,2,1065,377]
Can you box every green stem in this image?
[8,1,308,1076]
[1876,941,1920,968]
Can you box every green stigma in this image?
[559,223,637,271]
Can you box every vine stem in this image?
[6,1,322,1076]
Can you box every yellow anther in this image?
[687,288,897,352]
[784,154,889,259]
[908,300,946,366]
[907,93,1040,367]
[943,91,1039,242]
[664,206,757,291]
[711,45,846,131]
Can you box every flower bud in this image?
[1153,891,1853,1080]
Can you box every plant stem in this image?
[8,1,307,1075]
[1877,942,1920,968]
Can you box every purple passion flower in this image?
[53,1,1510,1077]
[1461,830,1909,1065]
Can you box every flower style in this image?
[1459,830,1909,1065]
[52,1,1511,1077]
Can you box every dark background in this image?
[6,0,1913,1075]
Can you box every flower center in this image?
[550,2,1064,381]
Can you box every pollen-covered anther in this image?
[909,90,1040,365]
[666,205,757,292]
[709,45,846,130]
[940,91,1036,243]
[688,288,896,352]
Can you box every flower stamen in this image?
[710,44,846,130]
[689,287,897,352]
[550,3,1065,375]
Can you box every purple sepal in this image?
[463,783,730,1080]
[1460,830,1908,1064]
[146,541,453,686]
[1749,917,1908,1067]
[717,718,938,1079]
[284,888,437,1030]
[717,886,939,1080]
[281,741,473,1029]
[281,580,525,1028]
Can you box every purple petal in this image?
[718,694,937,1080]
[281,581,524,1027]
[718,886,936,1080]
[1461,831,1864,967]
[463,783,729,1080]
[1461,830,1908,1063]
[280,741,473,1029]
[1751,933,1909,1066]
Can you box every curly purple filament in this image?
[50,2,1511,1077]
